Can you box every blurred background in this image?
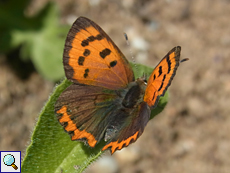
[1,0,230,172]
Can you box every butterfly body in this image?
[55,17,187,154]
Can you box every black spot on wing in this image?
[83,49,90,56]
[152,91,156,101]
[153,74,156,80]
[81,40,89,47]
[158,74,166,92]
[158,80,164,92]
[100,48,111,59]
[78,56,85,66]
[81,34,104,47]
[87,36,95,42]
[109,60,117,67]
[158,66,162,77]
[84,68,89,78]
[162,74,166,82]
[166,55,171,74]
[95,34,103,40]
[158,74,166,91]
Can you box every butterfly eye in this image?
[137,76,147,85]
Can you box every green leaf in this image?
[28,3,68,81]
[0,1,68,81]
[22,64,168,172]
[0,0,32,52]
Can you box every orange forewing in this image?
[63,17,134,90]
[144,46,181,108]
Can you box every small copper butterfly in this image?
[55,17,188,154]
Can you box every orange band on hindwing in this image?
[57,106,97,147]
[102,131,139,154]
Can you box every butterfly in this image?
[55,16,188,154]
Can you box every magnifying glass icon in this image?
[3,154,18,170]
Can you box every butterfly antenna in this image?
[180,58,189,63]
[124,33,138,71]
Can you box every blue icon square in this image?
[0,151,21,173]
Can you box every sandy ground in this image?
[1,0,230,172]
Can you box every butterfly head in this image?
[137,74,148,85]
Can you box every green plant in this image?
[0,0,69,81]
